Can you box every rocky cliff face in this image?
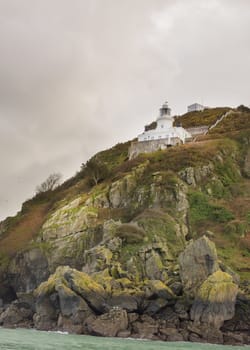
[0,108,249,344]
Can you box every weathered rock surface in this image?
[0,300,33,328]
[87,308,128,337]
[33,266,105,331]
[1,119,250,346]
[179,236,219,295]
[190,270,238,328]
[8,248,49,293]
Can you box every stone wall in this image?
[128,138,182,160]
[186,126,209,136]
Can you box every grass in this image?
[0,106,249,288]
[0,203,50,256]
[189,191,234,227]
[209,111,250,135]
[175,107,231,128]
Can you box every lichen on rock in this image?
[190,270,238,328]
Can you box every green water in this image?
[0,328,249,350]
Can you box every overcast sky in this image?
[0,0,249,220]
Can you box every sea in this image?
[0,328,249,350]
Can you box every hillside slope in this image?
[0,106,249,344]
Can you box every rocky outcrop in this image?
[190,270,238,328]
[1,116,250,345]
[179,236,219,295]
[33,266,105,332]
[87,308,128,337]
[0,300,33,328]
[8,248,49,293]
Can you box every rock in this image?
[132,315,159,339]
[8,248,49,293]
[83,245,113,274]
[179,167,196,186]
[174,299,189,320]
[190,270,238,329]
[223,332,244,345]
[222,295,250,343]
[179,236,219,295]
[144,280,175,300]
[156,307,180,327]
[117,330,132,338]
[87,308,128,337]
[41,200,98,241]
[108,294,139,313]
[35,266,106,313]
[0,301,33,327]
[33,266,106,331]
[169,282,183,296]
[188,323,223,344]
[33,293,59,330]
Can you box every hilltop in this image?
[0,105,249,344]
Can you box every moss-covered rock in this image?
[190,270,238,328]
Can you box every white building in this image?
[187,103,205,112]
[138,101,191,144]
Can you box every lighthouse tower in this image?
[156,101,173,129]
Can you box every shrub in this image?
[115,223,146,243]
[189,191,234,226]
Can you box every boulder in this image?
[132,315,159,339]
[190,270,238,329]
[0,301,33,327]
[87,307,128,337]
[179,236,219,295]
[33,266,106,330]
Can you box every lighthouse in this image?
[129,101,191,159]
[137,101,190,144]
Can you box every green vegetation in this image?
[175,107,230,128]
[0,106,249,288]
[115,223,146,243]
[189,191,234,227]
[209,111,250,135]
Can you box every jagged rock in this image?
[0,301,33,327]
[33,266,106,330]
[159,326,182,340]
[132,315,159,339]
[8,248,49,293]
[223,332,244,345]
[190,270,238,329]
[87,307,128,337]
[179,167,196,186]
[41,199,98,240]
[83,245,113,274]
[156,307,180,327]
[144,280,175,300]
[33,293,59,331]
[35,266,106,313]
[169,282,183,296]
[179,236,219,295]
[222,295,250,343]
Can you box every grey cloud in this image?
[0,0,249,219]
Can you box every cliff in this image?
[0,106,249,344]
